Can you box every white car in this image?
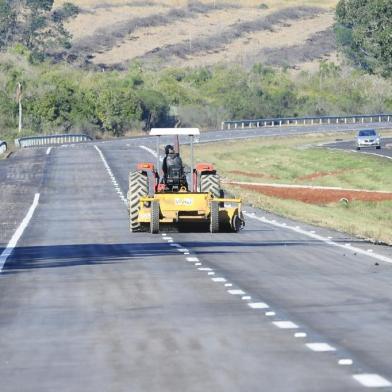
[356,129,381,150]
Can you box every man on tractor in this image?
[162,144,188,192]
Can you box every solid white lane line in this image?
[338,359,353,366]
[248,302,269,309]
[273,321,299,329]
[294,332,307,338]
[212,277,226,282]
[140,145,158,158]
[228,289,246,295]
[46,147,52,155]
[245,213,392,264]
[353,374,392,388]
[306,343,336,352]
[187,257,199,262]
[0,193,40,273]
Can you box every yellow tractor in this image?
[127,128,244,234]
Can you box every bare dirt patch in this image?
[230,183,392,204]
[296,169,353,181]
[228,170,278,180]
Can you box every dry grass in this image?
[54,0,339,69]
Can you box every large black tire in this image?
[128,171,148,232]
[210,202,219,233]
[150,201,160,234]
[200,173,221,198]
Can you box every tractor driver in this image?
[162,145,188,190]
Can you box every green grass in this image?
[183,132,392,244]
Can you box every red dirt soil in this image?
[297,169,353,181]
[232,183,392,204]
[228,170,279,180]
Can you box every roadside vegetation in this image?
[184,133,392,244]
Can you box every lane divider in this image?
[0,193,40,273]
[160,231,392,389]
[94,145,128,207]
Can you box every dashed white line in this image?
[212,277,227,282]
[208,272,215,276]
[178,248,189,253]
[294,332,307,338]
[306,343,336,352]
[186,257,199,262]
[224,283,233,287]
[198,267,212,271]
[0,193,40,273]
[46,147,52,155]
[248,302,269,309]
[265,311,276,317]
[228,289,246,295]
[338,359,353,366]
[242,296,251,300]
[273,321,299,329]
[353,374,392,388]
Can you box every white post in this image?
[17,82,22,133]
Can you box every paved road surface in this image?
[324,137,392,160]
[0,134,392,391]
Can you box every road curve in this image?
[0,132,391,391]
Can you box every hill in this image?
[54,0,338,70]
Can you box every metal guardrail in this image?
[15,134,93,148]
[221,114,392,130]
[0,140,7,155]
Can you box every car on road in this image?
[356,129,381,150]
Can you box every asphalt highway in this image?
[0,132,392,391]
[324,137,392,160]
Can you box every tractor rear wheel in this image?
[200,173,221,198]
[210,201,219,233]
[150,201,160,234]
[128,171,148,232]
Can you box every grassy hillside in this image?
[54,0,338,70]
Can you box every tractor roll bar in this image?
[150,128,201,191]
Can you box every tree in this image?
[0,0,79,60]
[336,0,392,76]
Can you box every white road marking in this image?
[164,237,173,240]
[0,193,40,273]
[140,145,158,158]
[306,343,336,352]
[265,311,276,317]
[228,289,246,295]
[212,277,226,282]
[178,248,189,252]
[338,359,353,366]
[208,272,215,275]
[225,283,233,287]
[94,145,128,207]
[46,147,52,155]
[187,257,199,262]
[360,151,392,161]
[248,302,269,309]
[198,267,212,271]
[353,374,392,388]
[170,244,181,247]
[195,263,202,266]
[242,296,251,300]
[273,321,299,329]
[245,213,392,264]
[294,332,307,338]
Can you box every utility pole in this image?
[16,82,22,133]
